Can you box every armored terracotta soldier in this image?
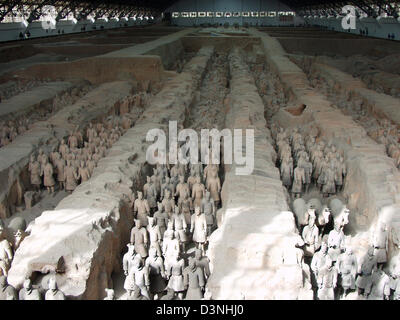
[317,257,338,300]
[19,279,41,300]
[68,132,78,149]
[203,164,218,186]
[121,115,132,130]
[356,247,378,297]
[41,158,55,193]
[153,202,169,238]
[207,170,221,208]
[151,168,162,199]
[280,155,293,190]
[194,248,210,280]
[187,170,197,193]
[134,191,150,227]
[178,190,193,227]
[143,176,157,214]
[161,176,173,200]
[161,190,175,218]
[128,259,150,299]
[372,222,388,268]
[147,217,162,257]
[86,154,96,175]
[311,242,329,288]
[292,166,305,198]
[145,247,167,297]
[130,219,149,261]
[54,155,65,190]
[175,176,190,201]
[183,257,205,300]
[337,246,358,297]
[0,223,12,277]
[86,123,96,141]
[0,276,17,300]
[166,253,185,300]
[29,154,41,191]
[123,244,141,279]
[162,223,180,271]
[369,269,390,300]
[191,207,207,253]
[64,160,79,193]
[192,176,205,209]
[327,223,345,263]
[322,161,337,197]
[302,215,319,257]
[59,139,69,159]
[190,163,203,183]
[171,206,188,252]
[78,160,91,183]
[45,278,65,300]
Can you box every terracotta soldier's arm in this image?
[144,267,150,287]
[130,230,135,244]
[143,229,148,245]
[217,178,221,192]
[183,269,189,289]
[123,256,129,274]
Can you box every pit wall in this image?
[0,81,132,219]
[250,29,400,240]
[8,46,215,299]
[9,29,194,84]
[207,47,313,300]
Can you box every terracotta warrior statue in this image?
[292,166,305,198]
[311,242,329,289]
[147,217,162,258]
[19,279,41,300]
[103,288,115,300]
[369,268,390,300]
[0,276,17,300]
[337,246,358,297]
[192,176,205,209]
[302,215,319,257]
[153,202,168,238]
[78,160,91,183]
[183,257,205,300]
[0,222,13,277]
[143,176,157,214]
[145,247,167,298]
[162,189,175,218]
[29,154,41,191]
[166,253,185,300]
[41,158,55,193]
[45,278,65,300]
[134,191,150,227]
[54,154,65,190]
[64,160,79,193]
[194,248,211,280]
[191,206,208,253]
[178,190,193,228]
[327,222,345,263]
[130,219,148,262]
[356,247,377,297]
[162,222,180,271]
[372,221,388,269]
[170,206,188,252]
[317,256,338,300]
[207,170,221,208]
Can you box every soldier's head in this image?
[146,176,151,183]
[80,160,85,167]
[195,206,201,216]
[179,176,184,183]
[148,216,155,227]
[127,243,135,254]
[345,246,353,256]
[174,206,180,215]
[137,191,143,200]
[135,219,141,229]
[157,202,163,211]
[48,278,57,291]
[23,278,32,290]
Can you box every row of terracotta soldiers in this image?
[105,161,223,300]
[0,79,44,102]
[0,277,65,300]
[366,118,400,168]
[0,86,91,149]
[28,115,132,194]
[271,125,347,198]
